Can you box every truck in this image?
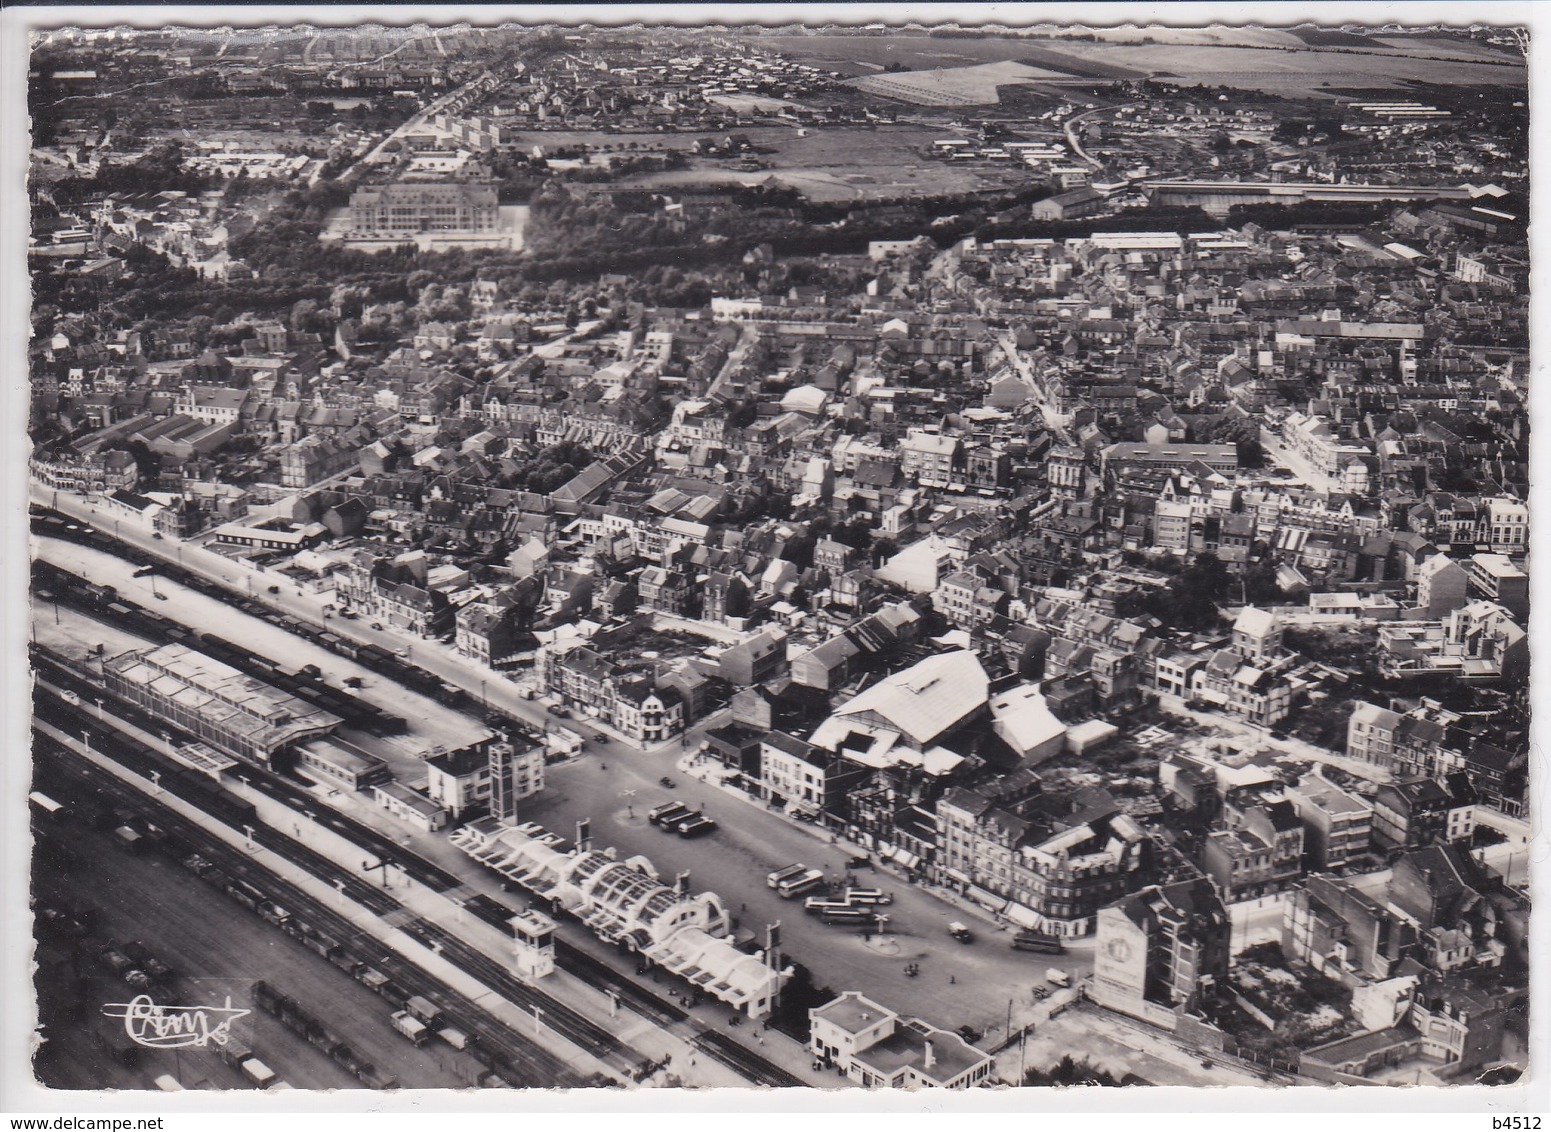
[947,922,974,944]
[390,1011,430,1046]
[1045,968,1071,988]
[546,726,585,757]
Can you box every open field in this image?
[1373,34,1524,61]
[761,29,1523,97]
[642,122,1021,200]
[517,122,1022,202]
[759,32,1120,77]
[1051,40,1522,94]
[850,60,1069,106]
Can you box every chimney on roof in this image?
[924,1040,936,1070]
[575,818,591,853]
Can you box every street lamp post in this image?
[531,1006,543,1036]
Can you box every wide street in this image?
[525,748,1096,1043]
[1257,427,1341,494]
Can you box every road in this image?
[995,329,1073,442]
[704,322,759,402]
[339,71,495,181]
[1258,427,1341,494]
[1061,103,1137,169]
[523,750,1097,1043]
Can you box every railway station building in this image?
[103,643,342,766]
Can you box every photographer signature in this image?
[102,995,251,1049]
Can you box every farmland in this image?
[1050,40,1523,94]
[850,61,1071,107]
[758,28,1524,98]
[757,33,1115,77]
[615,123,1023,201]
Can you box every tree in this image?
[1025,1055,1122,1087]
[289,298,318,331]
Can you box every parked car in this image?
[547,705,571,718]
[592,732,609,743]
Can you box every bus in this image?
[1012,930,1065,955]
[820,908,880,927]
[803,896,853,914]
[766,863,808,889]
[844,889,892,906]
[776,869,826,899]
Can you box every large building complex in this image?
[347,182,500,237]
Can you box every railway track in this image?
[693,1029,805,1088]
[34,732,592,1089]
[406,919,634,1073]
[33,645,804,1088]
